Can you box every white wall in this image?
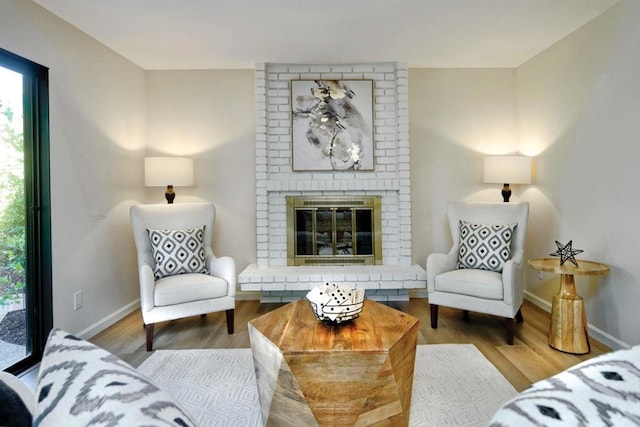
[144,68,524,297]
[410,69,520,267]
[145,70,256,272]
[0,0,146,336]
[517,0,640,346]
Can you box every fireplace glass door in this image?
[287,196,381,266]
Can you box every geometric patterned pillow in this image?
[148,227,208,279]
[34,329,196,427]
[457,221,516,273]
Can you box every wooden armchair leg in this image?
[145,323,154,352]
[505,318,514,345]
[225,309,234,334]
[515,307,524,323]
[430,304,439,329]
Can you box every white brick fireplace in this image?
[238,62,426,302]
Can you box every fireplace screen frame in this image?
[286,195,382,266]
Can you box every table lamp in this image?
[144,157,194,204]
[483,155,532,202]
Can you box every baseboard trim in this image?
[78,293,260,340]
[76,291,630,351]
[523,290,629,350]
[77,299,140,340]
[523,291,551,313]
[236,291,260,301]
[410,289,428,299]
[239,290,426,301]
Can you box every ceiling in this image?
[32,0,619,70]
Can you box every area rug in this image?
[137,344,516,426]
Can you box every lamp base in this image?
[165,185,175,204]
[501,184,512,203]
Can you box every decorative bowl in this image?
[306,283,365,325]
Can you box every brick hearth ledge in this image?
[239,264,426,303]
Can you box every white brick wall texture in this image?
[245,62,424,299]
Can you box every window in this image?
[0,47,52,374]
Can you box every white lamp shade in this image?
[144,157,194,187]
[483,155,532,184]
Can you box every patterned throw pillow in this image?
[34,329,196,427]
[489,344,640,426]
[148,227,208,279]
[457,221,516,272]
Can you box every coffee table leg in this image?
[549,273,590,354]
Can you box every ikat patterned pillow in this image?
[489,344,640,426]
[457,221,516,273]
[34,328,195,427]
[148,226,208,279]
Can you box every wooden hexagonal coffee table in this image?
[249,299,419,426]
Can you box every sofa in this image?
[2,328,639,426]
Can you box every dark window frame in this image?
[1,47,53,374]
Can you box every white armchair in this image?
[427,201,529,345]
[130,202,236,351]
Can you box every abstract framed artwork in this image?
[291,79,374,171]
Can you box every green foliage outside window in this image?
[0,98,26,307]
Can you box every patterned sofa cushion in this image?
[34,328,196,427]
[489,344,640,426]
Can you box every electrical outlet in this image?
[74,291,83,310]
[537,271,544,280]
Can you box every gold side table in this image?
[528,258,609,354]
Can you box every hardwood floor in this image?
[90,298,611,392]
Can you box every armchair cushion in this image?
[457,221,516,273]
[154,274,229,307]
[435,269,504,300]
[148,227,208,278]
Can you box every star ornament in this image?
[550,240,584,267]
